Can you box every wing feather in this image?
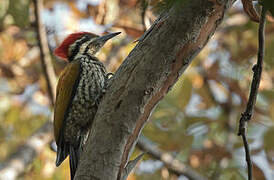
[54,61,81,143]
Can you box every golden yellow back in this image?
[54,61,80,143]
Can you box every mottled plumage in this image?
[64,56,107,146]
[53,32,120,179]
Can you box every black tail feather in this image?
[56,139,69,166]
[69,146,79,180]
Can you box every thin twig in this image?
[237,6,266,180]
[33,0,57,105]
[140,0,148,32]
[137,136,208,180]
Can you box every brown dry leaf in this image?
[241,0,260,23]
[0,63,15,78]
[207,60,219,79]
[119,0,138,8]
[253,163,267,180]
[13,40,28,61]
[88,4,100,20]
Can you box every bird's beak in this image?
[98,32,121,43]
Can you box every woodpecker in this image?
[53,31,120,179]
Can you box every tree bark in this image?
[75,0,235,179]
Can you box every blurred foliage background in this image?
[0,0,273,179]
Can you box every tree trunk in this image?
[74,0,235,179]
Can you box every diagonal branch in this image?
[33,0,57,105]
[75,1,235,180]
[137,136,208,180]
[237,6,267,180]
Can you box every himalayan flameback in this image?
[53,31,120,179]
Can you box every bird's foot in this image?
[104,72,115,91]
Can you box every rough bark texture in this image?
[75,0,234,179]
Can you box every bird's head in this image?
[54,32,121,61]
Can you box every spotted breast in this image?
[64,55,107,146]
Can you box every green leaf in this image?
[261,90,274,101]
[264,38,274,68]
[7,0,30,27]
[177,77,192,110]
[165,76,193,110]
[0,0,9,28]
[263,127,274,152]
[0,0,9,19]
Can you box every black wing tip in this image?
[55,144,69,167]
[55,158,62,167]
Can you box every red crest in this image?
[54,32,94,60]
